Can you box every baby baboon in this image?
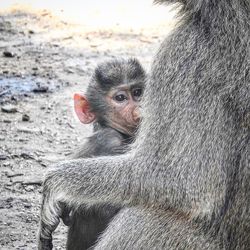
[67,58,146,250]
[73,57,145,158]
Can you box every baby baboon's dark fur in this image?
[67,58,145,250]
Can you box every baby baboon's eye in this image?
[132,88,142,101]
[113,91,128,103]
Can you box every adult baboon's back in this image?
[39,0,250,249]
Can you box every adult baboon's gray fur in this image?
[38,0,250,249]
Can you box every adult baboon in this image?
[39,0,250,249]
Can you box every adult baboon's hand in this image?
[37,156,134,249]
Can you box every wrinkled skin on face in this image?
[74,84,143,136]
[105,85,142,136]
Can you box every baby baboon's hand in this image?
[38,173,65,249]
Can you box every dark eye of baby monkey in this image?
[113,91,128,102]
[132,88,142,101]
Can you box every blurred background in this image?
[1,0,175,29]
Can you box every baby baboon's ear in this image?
[74,93,96,124]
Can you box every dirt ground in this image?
[0,8,171,249]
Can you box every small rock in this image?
[3,51,15,58]
[6,171,23,178]
[65,68,74,74]
[0,88,10,98]
[0,154,8,160]
[14,73,22,77]
[11,96,17,101]
[3,161,11,167]
[3,119,11,123]
[20,152,34,159]
[18,138,29,142]
[22,114,30,122]
[28,30,35,34]
[33,86,48,93]
[1,105,17,113]
[24,203,32,209]
[6,197,14,203]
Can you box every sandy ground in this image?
[0,8,172,249]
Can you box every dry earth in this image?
[0,8,171,249]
